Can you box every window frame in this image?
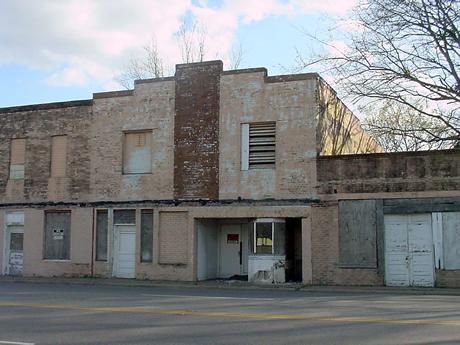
[122,129,153,175]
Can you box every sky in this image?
[0,0,357,108]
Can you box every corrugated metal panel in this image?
[123,131,152,174]
[249,122,276,169]
[51,135,67,177]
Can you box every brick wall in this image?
[0,101,92,203]
[158,211,189,265]
[318,149,460,195]
[174,61,222,199]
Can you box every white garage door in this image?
[113,225,136,278]
[384,214,434,287]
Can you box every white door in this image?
[385,214,434,287]
[5,226,24,276]
[219,224,242,278]
[113,225,136,278]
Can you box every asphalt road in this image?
[0,282,459,345]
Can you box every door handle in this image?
[239,242,243,265]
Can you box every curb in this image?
[1,276,459,295]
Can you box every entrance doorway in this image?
[219,224,248,278]
[5,226,24,276]
[113,225,136,278]
[384,214,434,287]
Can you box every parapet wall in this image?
[317,149,460,195]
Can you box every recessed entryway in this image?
[384,214,434,287]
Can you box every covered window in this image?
[123,131,152,174]
[241,122,276,170]
[114,209,136,224]
[252,218,286,255]
[44,211,71,260]
[51,135,67,177]
[9,138,26,179]
[95,210,108,261]
[140,210,153,262]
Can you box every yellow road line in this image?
[0,302,459,327]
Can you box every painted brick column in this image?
[174,61,222,199]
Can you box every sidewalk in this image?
[1,275,459,295]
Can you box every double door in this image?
[385,214,434,287]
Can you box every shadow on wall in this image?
[316,79,382,156]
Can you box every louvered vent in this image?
[249,122,276,169]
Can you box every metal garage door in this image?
[384,214,434,287]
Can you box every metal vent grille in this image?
[249,122,276,169]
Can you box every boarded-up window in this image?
[141,210,153,262]
[51,135,67,177]
[96,210,108,261]
[123,131,152,174]
[241,122,276,170]
[339,200,377,268]
[10,138,25,179]
[44,211,71,260]
[114,209,136,224]
[159,212,188,264]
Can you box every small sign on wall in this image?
[53,229,64,240]
[227,233,239,244]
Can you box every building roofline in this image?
[93,90,134,99]
[0,99,93,114]
[317,149,460,160]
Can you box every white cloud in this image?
[0,0,356,90]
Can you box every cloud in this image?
[0,0,356,90]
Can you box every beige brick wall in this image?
[219,71,318,200]
[90,80,175,201]
[158,211,188,265]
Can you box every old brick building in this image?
[1,60,459,287]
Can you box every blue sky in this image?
[0,0,355,107]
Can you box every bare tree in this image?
[299,0,460,147]
[176,18,207,63]
[117,38,168,89]
[228,42,244,70]
[363,100,454,151]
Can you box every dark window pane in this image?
[44,211,71,260]
[10,233,23,251]
[255,223,272,254]
[273,222,286,255]
[114,210,135,224]
[96,210,108,261]
[141,210,153,262]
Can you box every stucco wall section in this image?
[91,80,175,201]
[219,72,318,199]
[311,202,382,285]
[23,208,92,277]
